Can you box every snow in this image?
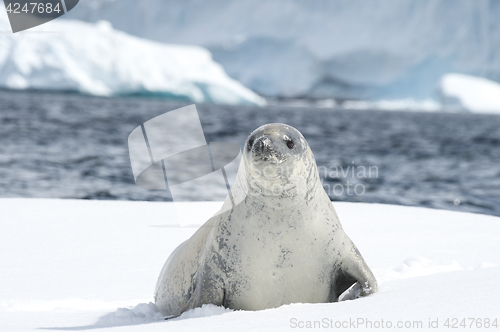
[65,0,500,101]
[1,198,499,331]
[0,12,265,106]
[439,73,500,114]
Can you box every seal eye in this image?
[247,137,255,151]
[285,137,294,149]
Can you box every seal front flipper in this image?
[331,238,378,301]
[162,262,225,319]
[181,261,226,313]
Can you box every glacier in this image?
[65,0,500,101]
[0,11,265,106]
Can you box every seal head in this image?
[243,123,318,200]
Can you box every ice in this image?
[65,0,500,102]
[341,98,441,112]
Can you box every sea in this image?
[1,89,500,217]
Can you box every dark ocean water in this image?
[1,89,500,217]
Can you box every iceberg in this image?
[64,0,500,101]
[438,73,500,114]
[0,12,265,106]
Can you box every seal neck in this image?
[245,172,324,209]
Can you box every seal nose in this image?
[253,136,271,154]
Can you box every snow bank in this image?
[91,302,230,328]
[0,12,265,106]
[1,199,499,331]
[65,0,500,101]
[439,73,500,114]
[93,302,164,327]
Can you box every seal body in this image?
[155,123,377,317]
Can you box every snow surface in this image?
[65,0,500,101]
[1,198,499,331]
[0,11,265,106]
[439,73,500,114]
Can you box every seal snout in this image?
[251,135,284,164]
